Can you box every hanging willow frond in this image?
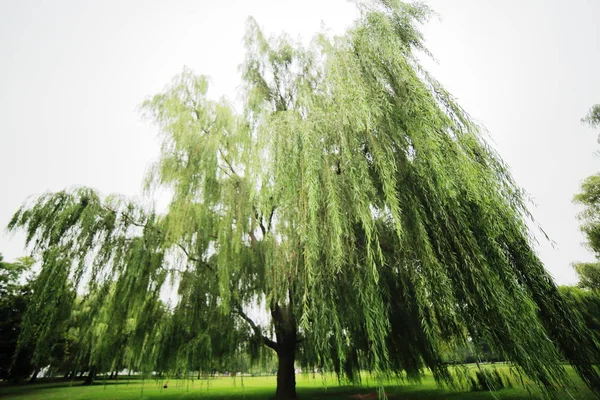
[8,1,600,397]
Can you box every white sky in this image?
[1,0,598,285]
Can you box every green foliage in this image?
[0,255,32,297]
[559,286,600,350]
[0,254,35,382]
[469,368,512,392]
[573,263,600,292]
[7,1,600,397]
[572,107,600,340]
[582,104,600,129]
[574,173,600,258]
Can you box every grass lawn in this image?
[0,365,595,399]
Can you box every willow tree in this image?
[9,1,600,399]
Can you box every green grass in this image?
[0,365,596,399]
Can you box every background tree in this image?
[582,103,600,157]
[0,254,35,382]
[574,174,600,254]
[582,104,600,130]
[573,170,600,292]
[8,2,600,399]
[574,262,600,292]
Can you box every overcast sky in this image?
[1,0,599,285]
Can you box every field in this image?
[0,365,596,400]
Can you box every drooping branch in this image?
[218,147,238,177]
[252,204,276,238]
[173,242,214,272]
[101,204,214,272]
[267,205,276,232]
[253,207,267,236]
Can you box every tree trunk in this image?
[83,366,96,386]
[28,368,39,384]
[276,350,296,400]
[272,302,297,400]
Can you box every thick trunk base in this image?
[270,302,299,399]
[82,367,96,386]
[275,353,296,399]
[28,368,39,384]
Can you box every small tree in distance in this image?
[8,2,600,398]
[582,104,600,130]
[573,103,600,293]
[0,254,35,382]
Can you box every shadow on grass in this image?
[0,378,184,395]
[0,380,595,400]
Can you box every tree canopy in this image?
[559,285,600,350]
[574,174,600,258]
[573,262,600,292]
[582,104,600,130]
[573,171,600,294]
[8,1,600,398]
[0,255,35,382]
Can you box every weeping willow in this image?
[9,1,600,399]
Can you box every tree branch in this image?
[101,204,214,272]
[218,147,237,176]
[267,206,276,232]
[234,304,278,352]
[218,165,234,178]
[173,242,214,272]
[253,207,267,236]
[249,230,258,244]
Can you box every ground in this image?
[0,365,595,400]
